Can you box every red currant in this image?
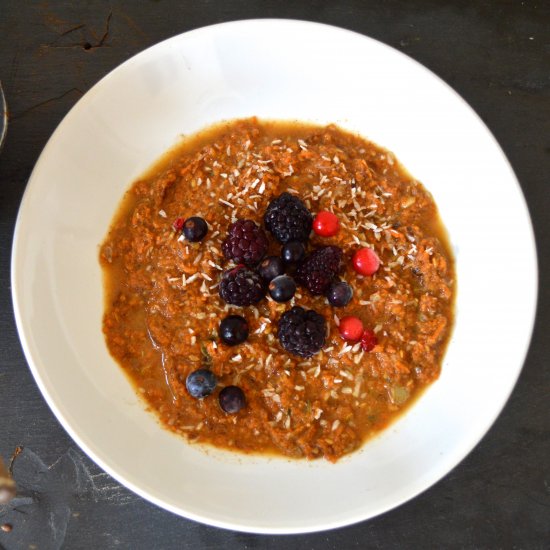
[352,247,380,276]
[172,217,185,232]
[338,316,364,342]
[313,211,339,237]
[360,329,378,352]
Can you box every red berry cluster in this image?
[338,317,378,351]
[313,210,380,352]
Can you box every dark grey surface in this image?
[0,1,548,548]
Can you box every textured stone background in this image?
[0,1,548,548]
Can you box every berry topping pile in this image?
[170,189,384,396]
[181,189,385,412]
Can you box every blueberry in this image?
[258,255,285,281]
[326,281,353,307]
[282,241,306,264]
[219,315,249,346]
[183,216,208,242]
[186,368,217,398]
[219,385,246,413]
[269,275,296,303]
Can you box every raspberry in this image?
[218,266,266,306]
[222,219,268,266]
[295,246,343,295]
[360,329,378,352]
[278,306,326,358]
[172,217,185,232]
[264,192,312,244]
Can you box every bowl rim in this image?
[10,18,538,534]
[0,81,7,151]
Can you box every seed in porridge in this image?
[222,219,268,266]
[186,369,217,398]
[269,275,297,303]
[219,315,249,346]
[219,385,246,414]
[278,306,326,358]
[360,328,378,352]
[295,246,343,295]
[183,216,208,242]
[313,210,339,237]
[219,266,266,306]
[339,316,364,342]
[326,281,353,307]
[282,241,306,265]
[264,192,313,244]
[352,247,380,276]
[258,256,285,282]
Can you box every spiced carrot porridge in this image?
[100,118,455,462]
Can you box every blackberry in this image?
[264,192,312,244]
[278,306,326,358]
[222,219,268,266]
[295,246,343,295]
[219,266,266,306]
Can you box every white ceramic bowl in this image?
[11,20,537,533]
